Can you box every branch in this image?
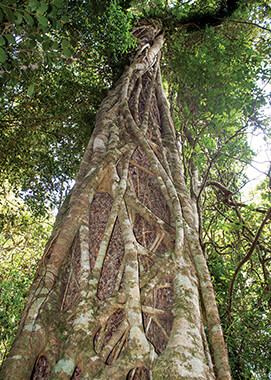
[205,180,233,197]
[205,181,268,214]
[227,207,271,324]
[197,124,247,201]
[229,19,271,33]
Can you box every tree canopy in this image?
[0,0,270,378]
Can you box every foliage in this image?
[165,19,270,183]
[0,0,137,215]
[0,58,106,215]
[0,184,53,364]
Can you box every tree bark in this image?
[0,20,231,380]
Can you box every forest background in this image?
[0,0,270,378]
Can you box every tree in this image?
[1,1,270,379]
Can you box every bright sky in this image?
[244,133,270,191]
[242,99,271,201]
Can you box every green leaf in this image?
[60,15,69,23]
[0,47,7,63]
[42,40,50,51]
[14,10,23,25]
[52,0,63,8]
[63,47,72,58]
[5,34,15,45]
[48,5,58,19]
[14,25,23,35]
[27,84,35,96]
[0,36,5,46]
[36,14,48,27]
[2,6,15,23]
[62,39,69,48]
[51,41,59,50]
[24,13,34,26]
[26,39,37,49]
[28,0,39,11]
[37,1,48,14]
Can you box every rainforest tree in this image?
[0,0,270,379]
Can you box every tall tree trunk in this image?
[0,20,231,380]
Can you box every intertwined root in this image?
[1,21,230,380]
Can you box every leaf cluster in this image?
[0,0,67,85]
